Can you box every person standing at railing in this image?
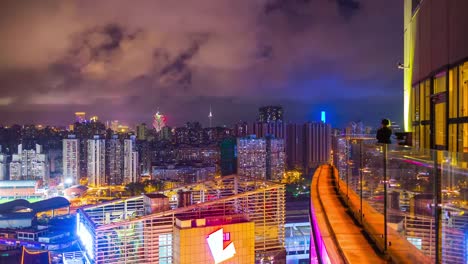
[376,118,392,144]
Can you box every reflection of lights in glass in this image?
[65,178,73,185]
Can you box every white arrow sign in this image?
[206,228,236,264]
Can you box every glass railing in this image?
[332,135,468,263]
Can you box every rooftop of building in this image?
[0,197,70,214]
[0,212,36,221]
[143,193,167,199]
[285,200,309,223]
[79,174,285,230]
[0,181,36,188]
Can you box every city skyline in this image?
[0,0,403,128]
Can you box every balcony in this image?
[310,135,468,263]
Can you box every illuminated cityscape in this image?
[1,0,468,263]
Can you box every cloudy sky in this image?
[0,0,403,128]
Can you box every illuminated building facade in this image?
[0,147,7,181]
[152,164,215,183]
[75,112,86,123]
[110,120,119,132]
[259,106,283,123]
[63,135,80,185]
[159,126,173,141]
[77,175,286,264]
[9,144,49,182]
[123,138,139,184]
[234,121,249,137]
[404,0,468,153]
[89,116,99,123]
[107,135,124,185]
[87,136,106,186]
[237,136,285,181]
[153,111,167,132]
[136,123,147,141]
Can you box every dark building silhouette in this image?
[258,106,283,123]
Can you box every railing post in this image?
[383,144,388,252]
[345,138,350,207]
[433,151,441,264]
[359,140,363,224]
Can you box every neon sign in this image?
[207,228,236,264]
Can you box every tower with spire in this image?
[208,106,213,127]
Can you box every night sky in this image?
[0,0,403,128]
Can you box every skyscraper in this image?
[107,135,124,185]
[87,136,106,187]
[208,106,213,127]
[159,126,172,141]
[233,122,249,137]
[237,135,285,181]
[220,138,237,176]
[136,123,147,141]
[304,122,331,172]
[123,137,139,184]
[286,123,304,170]
[252,121,286,139]
[63,135,80,185]
[9,144,49,182]
[110,120,120,132]
[75,112,86,123]
[0,146,7,181]
[258,106,283,123]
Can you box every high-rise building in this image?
[89,116,99,123]
[404,0,468,152]
[0,147,7,181]
[9,144,49,182]
[258,106,283,123]
[136,141,151,176]
[237,135,285,181]
[63,135,80,185]
[286,123,304,170]
[220,138,237,176]
[123,137,138,184]
[234,122,249,137]
[252,122,286,139]
[110,120,119,132]
[159,126,172,141]
[87,136,106,187]
[136,123,147,141]
[107,135,124,185]
[75,112,86,123]
[208,106,213,127]
[304,122,331,172]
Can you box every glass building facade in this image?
[410,62,468,153]
[404,0,468,156]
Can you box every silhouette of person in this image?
[376,119,392,144]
